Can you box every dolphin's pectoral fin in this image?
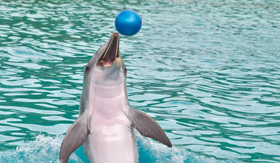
[128,107,172,147]
[60,111,90,163]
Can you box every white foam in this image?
[135,131,223,163]
[1,134,227,163]
[1,135,82,163]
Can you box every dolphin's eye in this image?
[122,64,127,75]
[85,65,91,72]
[124,67,127,74]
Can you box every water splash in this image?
[0,135,84,163]
[0,134,229,163]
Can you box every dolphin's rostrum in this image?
[60,32,172,163]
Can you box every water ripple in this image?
[1,0,280,162]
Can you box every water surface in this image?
[0,0,280,162]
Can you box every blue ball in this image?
[115,10,142,36]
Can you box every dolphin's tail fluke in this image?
[128,107,172,147]
[60,111,90,163]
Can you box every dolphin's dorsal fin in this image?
[60,111,90,163]
[128,107,172,147]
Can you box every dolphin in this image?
[59,32,172,163]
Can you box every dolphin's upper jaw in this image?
[97,32,120,68]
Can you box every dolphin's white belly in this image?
[84,123,138,163]
[84,93,138,163]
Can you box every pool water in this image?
[0,0,280,162]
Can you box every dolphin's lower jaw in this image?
[97,32,120,68]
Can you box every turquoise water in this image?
[1,0,280,162]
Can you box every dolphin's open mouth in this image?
[97,32,120,67]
